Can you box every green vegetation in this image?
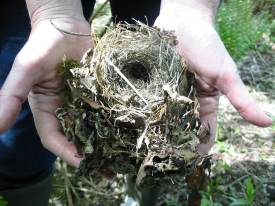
[217,0,270,60]
[58,58,80,76]
[227,177,256,206]
[200,176,257,206]
[0,197,7,206]
[164,194,182,206]
[200,177,223,206]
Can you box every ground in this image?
[205,50,275,206]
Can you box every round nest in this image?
[56,23,209,186]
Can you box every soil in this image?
[208,49,275,206]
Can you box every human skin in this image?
[154,0,272,153]
[0,0,272,166]
[0,0,91,166]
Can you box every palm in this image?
[0,19,91,166]
[154,15,272,153]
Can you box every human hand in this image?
[0,1,91,167]
[154,0,273,154]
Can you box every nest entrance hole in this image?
[122,62,151,83]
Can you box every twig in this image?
[89,0,110,22]
[237,162,262,182]
[106,58,149,105]
[50,19,91,37]
[224,174,249,189]
[136,123,149,150]
[63,163,74,206]
[98,18,112,37]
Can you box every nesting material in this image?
[56,23,210,185]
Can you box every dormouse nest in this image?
[56,23,210,186]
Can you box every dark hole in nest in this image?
[122,62,151,83]
[153,156,163,163]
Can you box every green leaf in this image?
[244,177,255,203]
[0,196,8,206]
[201,198,212,206]
[229,198,248,206]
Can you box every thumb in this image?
[0,51,36,132]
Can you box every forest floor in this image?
[206,49,275,206]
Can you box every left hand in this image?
[154,1,272,154]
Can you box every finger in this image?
[30,94,82,167]
[196,82,220,154]
[197,109,218,155]
[0,53,36,133]
[215,57,273,127]
[179,25,273,127]
[33,110,82,167]
[183,24,272,127]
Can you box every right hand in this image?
[0,18,91,167]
